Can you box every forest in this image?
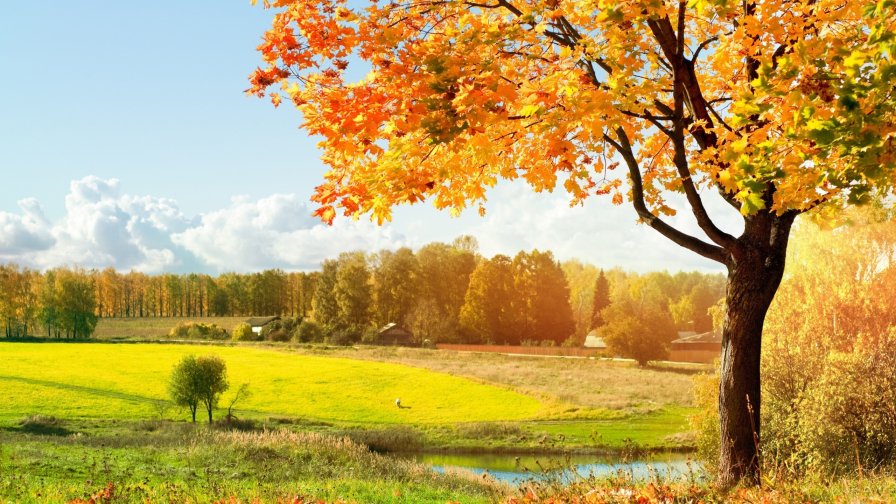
[0,236,724,347]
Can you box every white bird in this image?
[395,398,401,408]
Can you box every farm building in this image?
[246,316,280,335]
[583,330,607,350]
[669,330,721,363]
[376,323,414,346]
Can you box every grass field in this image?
[0,343,545,425]
[92,317,248,340]
[310,346,704,415]
[0,426,501,503]
[0,338,702,502]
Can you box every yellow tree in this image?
[249,0,896,485]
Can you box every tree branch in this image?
[605,127,728,264]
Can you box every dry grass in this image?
[93,317,248,340]
[299,346,706,415]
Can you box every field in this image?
[0,343,544,425]
[0,339,702,502]
[92,317,248,340]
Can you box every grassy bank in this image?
[0,423,500,503]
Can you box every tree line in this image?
[0,236,723,345]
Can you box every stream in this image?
[405,452,701,485]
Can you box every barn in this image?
[669,330,722,363]
[376,323,414,346]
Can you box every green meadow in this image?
[0,341,700,502]
[0,343,543,425]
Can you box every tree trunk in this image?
[718,211,795,487]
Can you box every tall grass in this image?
[0,426,502,503]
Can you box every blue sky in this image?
[0,2,736,274]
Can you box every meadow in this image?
[0,339,701,502]
[0,343,544,425]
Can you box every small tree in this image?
[225,383,252,422]
[589,270,611,330]
[232,322,256,342]
[169,355,200,422]
[168,355,229,423]
[600,291,676,366]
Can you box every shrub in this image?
[232,323,257,342]
[695,331,896,477]
[796,332,896,472]
[326,324,365,345]
[690,371,720,475]
[261,317,300,342]
[294,320,324,343]
[168,322,228,340]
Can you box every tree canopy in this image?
[249,0,895,229]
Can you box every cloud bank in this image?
[0,176,736,273]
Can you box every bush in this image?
[261,317,300,342]
[326,324,365,346]
[168,322,228,340]
[795,332,896,472]
[232,323,257,342]
[294,320,324,343]
[694,331,896,477]
[690,371,720,475]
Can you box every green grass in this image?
[0,426,500,503]
[0,343,544,425]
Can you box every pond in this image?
[405,452,702,485]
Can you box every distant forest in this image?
[0,236,724,344]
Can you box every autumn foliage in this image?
[249,0,895,224]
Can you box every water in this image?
[407,452,701,485]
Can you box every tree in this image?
[55,269,97,339]
[249,0,896,485]
[510,250,576,344]
[600,288,677,366]
[590,270,611,330]
[169,355,201,422]
[459,255,516,344]
[560,260,600,339]
[414,241,478,342]
[312,259,340,327]
[333,251,372,339]
[169,355,229,423]
[371,247,419,328]
[225,383,252,422]
[528,251,576,344]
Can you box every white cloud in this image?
[397,180,741,273]
[23,176,195,273]
[0,176,742,274]
[172,194,406,271]
[0,198,55,256]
